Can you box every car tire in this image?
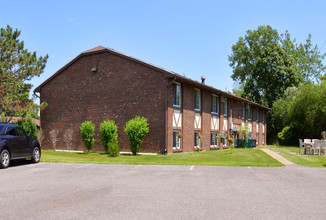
[31,147,40,163]
[0,149,10,169]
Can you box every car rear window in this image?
[0,125,4,133]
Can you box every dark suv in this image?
[0,123,41,169]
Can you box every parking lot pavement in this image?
[1,162,326,220]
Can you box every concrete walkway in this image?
[261,148,294,165]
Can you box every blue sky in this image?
[1,0,326,103]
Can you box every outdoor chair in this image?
[299,139,305,155]
[319,140,326,156]
[311,140,321,156]
[303,139,312,155]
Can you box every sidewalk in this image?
[261,149,294,166]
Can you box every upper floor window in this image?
[256,109,259,122]
[211,95,219,114]
[248,104,252,120]
[241,103,245,120]
[263,110,265,123]
[223,97,227,116]
[173,83,181,107]
[194,89,201,111]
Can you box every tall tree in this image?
[229,25,326,108]
[228,25,301,108]
[0,25,48,121]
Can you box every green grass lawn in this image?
[40,148,283,167]
[258,145,326,167]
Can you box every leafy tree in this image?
[288,82,326,139]
[80,121,95,152]
[13,119,38,139]
[0,25,48,121]
[229,25,301,108]
[124,116,149,155]
[282,32,326,82]
[229,25,326,108]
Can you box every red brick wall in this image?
[40,51,167,153]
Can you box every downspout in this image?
[165,76,176,154]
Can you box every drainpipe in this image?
[165,76,176,154]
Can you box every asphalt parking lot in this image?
[1,162,326,220]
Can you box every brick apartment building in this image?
[34,46,269,154]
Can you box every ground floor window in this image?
[211,132,218,147]
[194,131,200,148]
[256,134,259,144]
[221,138,227,146]
[262,134,265,144]
[173,130,181,150]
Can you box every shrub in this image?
[107,140,120,157]
[277,126,298,146]
[100,120,119,156]
[124,116,149,155]
[14,119,38,139]
[80,121,95,152]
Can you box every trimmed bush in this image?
[80,121,95,152]
[14,119,38,139]
[100,120,119,157]
[107,140,120,157]
[124,116,149,155]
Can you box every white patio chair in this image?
[299,139,305,155]
[312,140,321,156]
[319,141,326,156]
[303,139,312,155]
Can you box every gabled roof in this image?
[34,46,270,110]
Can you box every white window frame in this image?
[173,83,181,107]
[242,103,245,120]
[248,104,252,121]
[223,97,227,116]
[256,134,259,144]
[194,131,201,148]
[194,89,201,111]
[211,95,219,114]
[173,130,181,150]
[211,132,218,147]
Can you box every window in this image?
[221,138,227,146]
[173,83,181,107]
[262,134,265,144]
[242,103,245,119]
[211,95,219,114]
[173,131,181,150]
[0,125,4,133]
[194,131,200,148]
[256,109,259,122]
[223,97,227,116]
[248,105,252,120]
[6,127,17,136]
[211,132,218,146]
[256,134,259,144]
[194,89,201,111]
[263,110,265,123]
